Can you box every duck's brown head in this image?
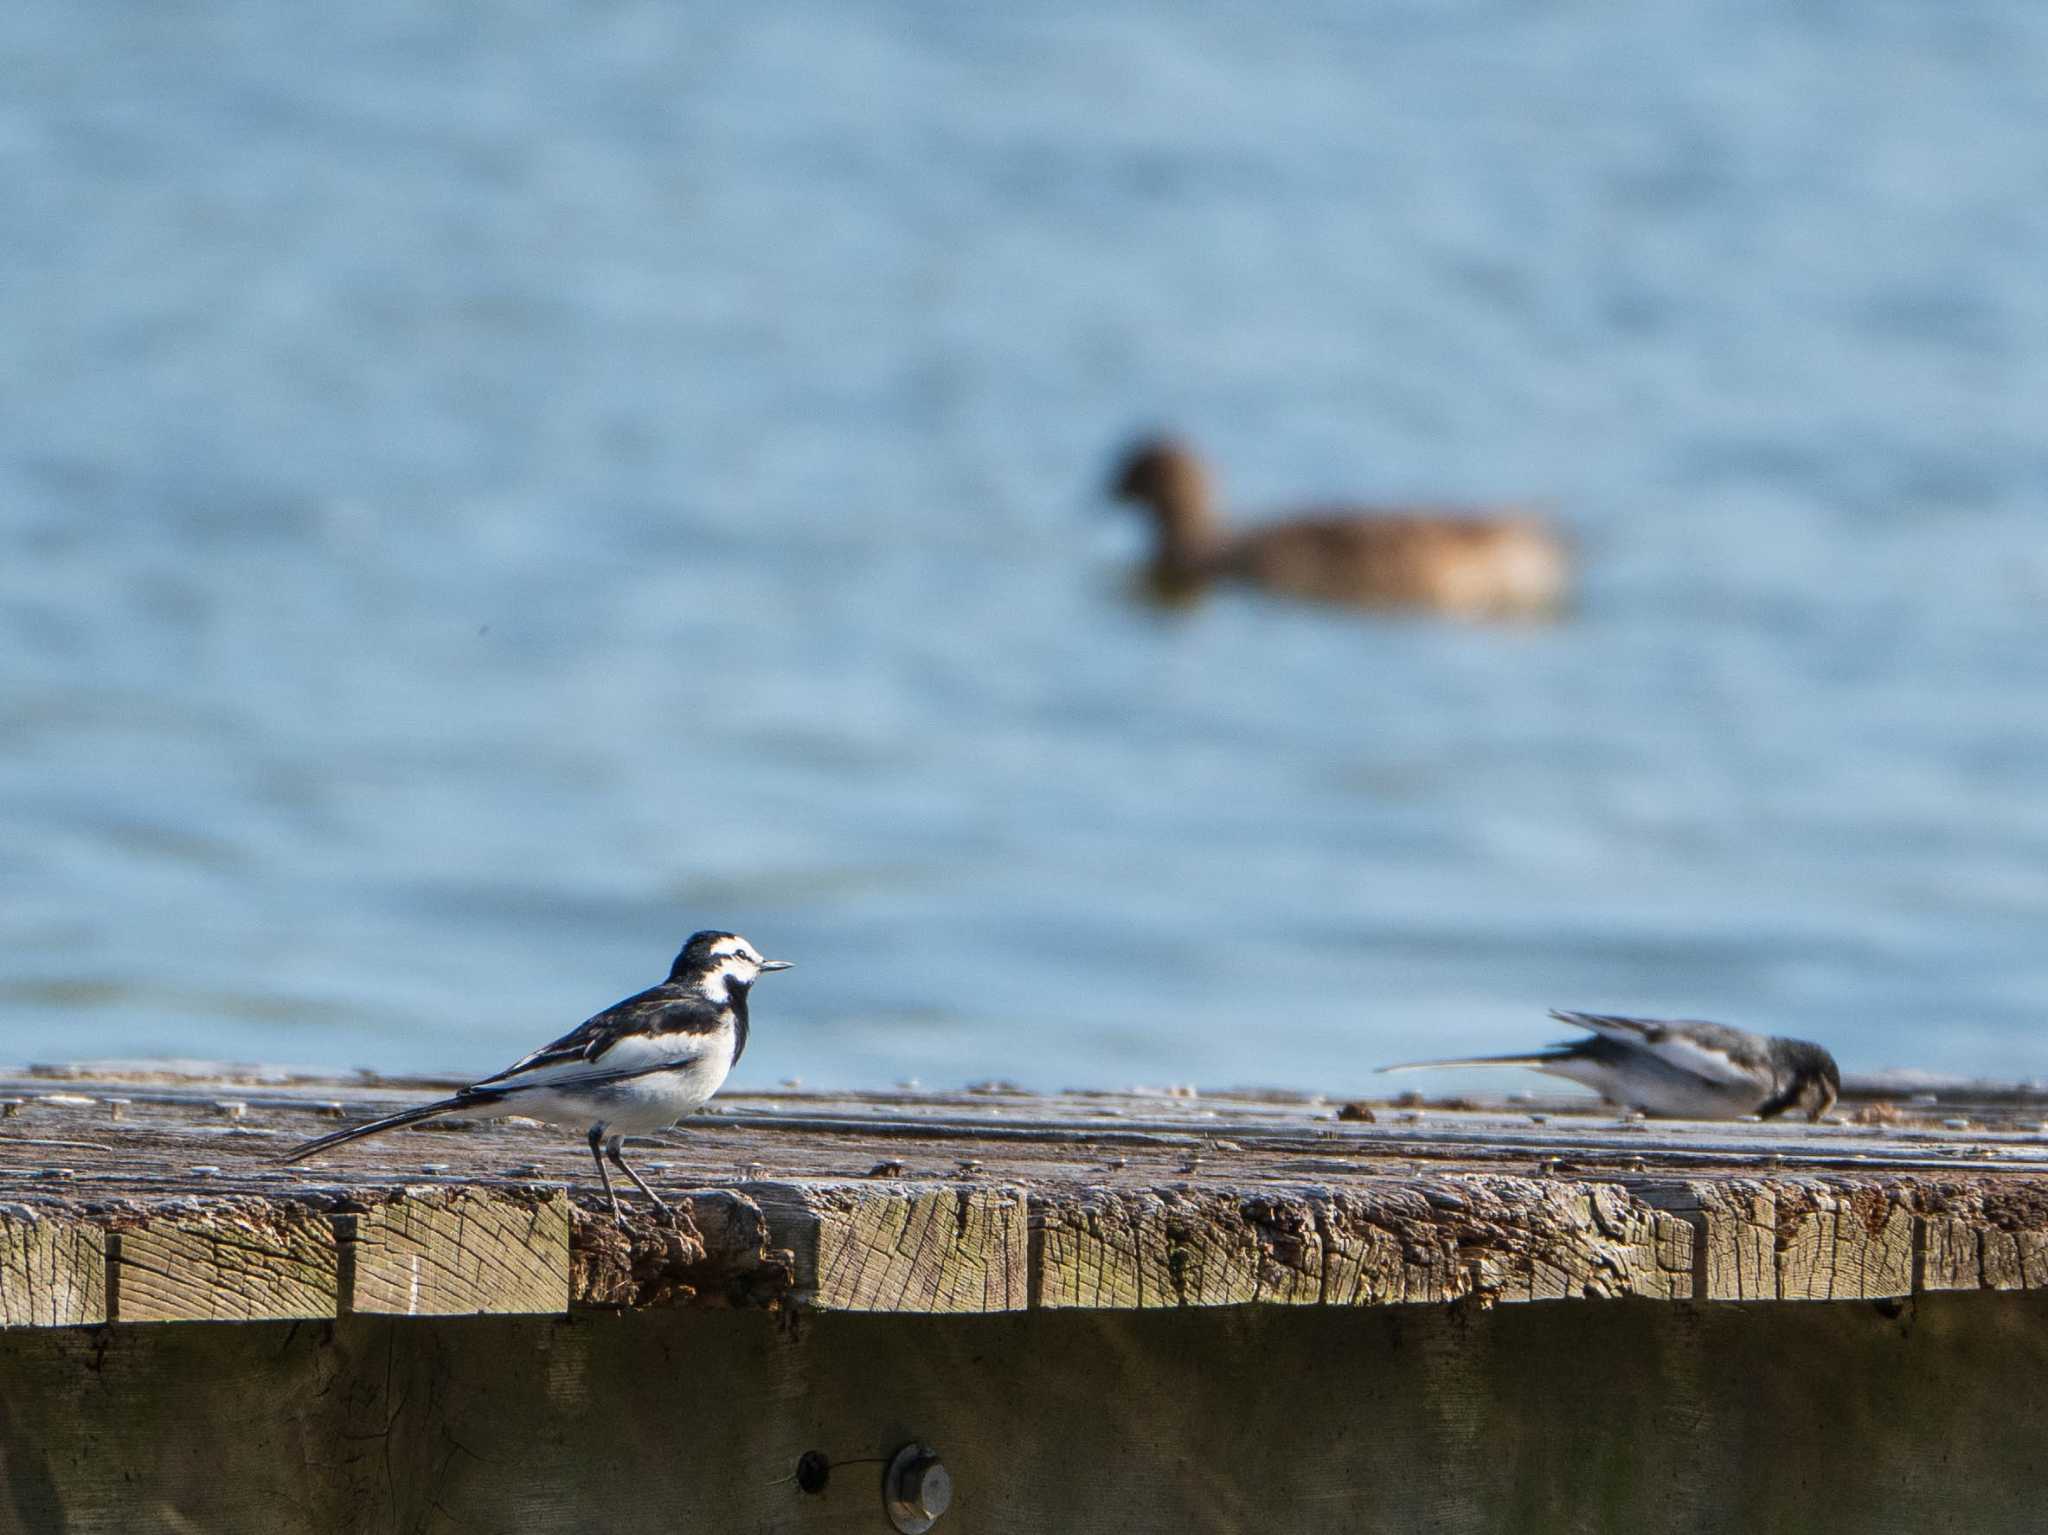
[1112,436,1207,505]
[1109,437,1221,579]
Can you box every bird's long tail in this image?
[279,1093,484,1164]
[1378,1051,1563,1074]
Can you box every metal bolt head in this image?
[885,1443,950,1533]
[794,1450,830,1495]
[907,1459,950,1518]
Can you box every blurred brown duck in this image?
[1109,436,1570,618]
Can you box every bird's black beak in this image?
[758,959,794,973]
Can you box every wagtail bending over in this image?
[1382,1009,1840,1120]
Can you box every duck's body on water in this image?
[1111,437,1569,618]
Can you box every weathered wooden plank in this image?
[1496,1182,1694,1303]
[570,1191,793,1310]
[109,1206,338,1322]
[1033,1188,1323,1309]
[1919,1215,1981,1292]
[1319,1186,1466,1305]
[338,1190,570,1317]
[751,1183,1027,1312]
[1640,1181,1777,1302]
[1913,1183,2048,1293]
[1033,1190,1146,1308]
[26,1066,2048,1319]
[1773,1182,1914,1300]
[1645,1180,1913,1301]
[1915,1215,2048,1293]
[1322,1179,1693,1308]
[1034,1181,1693,1311]
[0,1212,107,1327]
[2004,1229,2048,1290]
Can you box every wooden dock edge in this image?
[10,1173,2048,1326]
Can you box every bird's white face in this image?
[691,934,793,1001]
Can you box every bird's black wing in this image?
[472,985,729,1086]
[1551,1011,1771,1084]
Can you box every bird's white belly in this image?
[1542,1059,1760,1119]
[498,1030,736,1136]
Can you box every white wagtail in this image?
[1382,1010,1841,1121]
[282,931,791,1224]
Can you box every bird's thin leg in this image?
[587,1124,627,1227]
[606,1135,672,1219]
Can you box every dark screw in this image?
[795,1451,830,1495]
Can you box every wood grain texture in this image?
[0,1212,106,1327]
[1473,1179,1694,1303]
[1919,1214,1983,1292]
[1035,1180,1692,1309]
[338,1190,570,1316]
[570,1191,793,1310]
[1981,1228,2048,1291]
[1321,1178,1694,1307]
[1034,1188,1324,1308]
[1319,1186,1466,1305]
[1642,1181,1778,1301]
[1645,1179,1915,1301]
[109,1205,337,1323]
[750,1182,1027,1312]
[1913,1180,2048,1293]
[1770,1181,1915,1300]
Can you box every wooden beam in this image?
[109,1205,338,1323]
[1916,1182,2048,1292]
[1643,1179,1915,1302]
[1033,1188,1324,1308]
[337,1190,570,1317]
[750,1182,1028,1312]
[0,1213,106,1327]
[1319,1185,1467,1305]
[1320,1178,1695,1307]
[1035,1180,1694,1310]
[1665,1181,1778,1301]
[1471,1179,1694,1304]
[570,1190,793,1310]
[1770,1181,1915,1300]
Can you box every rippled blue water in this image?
[5,2,2048,1094]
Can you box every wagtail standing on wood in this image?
[1381,1010,1840,1120]
[282,931,792,1224]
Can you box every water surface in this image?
[5,1,2048,1094]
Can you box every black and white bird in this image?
[282,931,791,1224]
[1380,1010,1841,1121]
